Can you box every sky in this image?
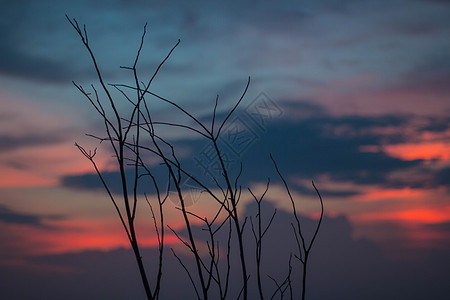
[1,0,449,299]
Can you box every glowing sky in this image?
[1,0,449,299]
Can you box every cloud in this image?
[423,221,450,235]
[236,113,421,186]
[434,167,450,188]
[0,2,74,82]
[0,44,81,83]
[0,204,62,228]
[0,204,43,226]
[61,163,170,195]
[0,134,63,153]
[0,95,75,152]
[60,99,450,196]
[2,0,448,91]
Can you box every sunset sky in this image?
[1,0,449,299]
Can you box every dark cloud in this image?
[0,2,69,82]
[279,181,361,198]
[61,162,170,195]
[0,111,73,153]
[61,172,112,192]
[236,113,420,186]
[0,204,62,228]
[0,43,79,83]
[434,167,450,188]
[0,204,42,226]
[275,99,328,119]
[0,134,63,152]
[61,100,450,196]
[421,117,450,132]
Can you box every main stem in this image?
[130,231,153,300]
[213,140,247,300]
[118,144,153,300]
[301,255,308,300]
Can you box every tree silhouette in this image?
[67,15,324,300]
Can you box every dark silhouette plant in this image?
[67,15,324,300]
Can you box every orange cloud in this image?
[382,142,450,161]
[351,206,450,257]
[383,209,450,224]
[0,142,114,188]
[0,92,117,188]
[354,187,425,202]
[0,168,58,187]
[353,206,450,224]
[1,216,182,258]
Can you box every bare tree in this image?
[271,155,324,300]
[67,16,324,300]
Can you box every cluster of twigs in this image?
[67,15,323,300]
